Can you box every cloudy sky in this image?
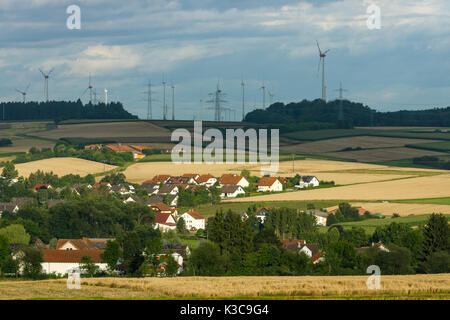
[0,0,449,120]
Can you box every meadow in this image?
[0,274,448,299]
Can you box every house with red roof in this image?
[33,184,53,192]
[196,174,217,187]
[155,212,177,232]
[255,177,283,192]
[180,209,206,231]
[220,174,249,188]
[105,144,145,160]
[40,249,108,275]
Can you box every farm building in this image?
[40,249,108,275]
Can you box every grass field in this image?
[0,274,448,299]
[407,141,450,152]
[320,213,450,234]
[393,197,450,205]
[14,157,117,177]
[323,147,446,162]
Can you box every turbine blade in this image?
[316,40,322,54]
[48,68,54,76]
[39,68,45,77]
[26,83,31,91]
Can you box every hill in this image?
[245,99,450,127]
[0,100,137,121]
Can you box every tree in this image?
[176,217,187,234]
[189,241,226,276]
[375,245,412,275]
[0,224,31,245]
[1,162,18,180]
[18,247,43,279]
[341,227,368,247]
[421,213,450,261]
[325,240,359,274]
[101,240,121,273]
[0,235,10,275]
[163,254,179,277]
[424,251,450,274]
[80,255,99,277]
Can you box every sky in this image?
[0,0,449,120]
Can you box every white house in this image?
[155,212,177,231]
[196,174,217,187]
[295,176,320,189]
[157,184,179,196]
[40,250,108,276]
[255,207,274,223]
[255,177,283,192]
[220,185,245,198]
[307,209,329,226]
[180,210,206,231]
[220,174,249,188]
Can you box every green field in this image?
[393,197,450,205]
[406,141,450,152]
[322,214,450,234]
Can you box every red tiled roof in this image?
[220,174,245,185]
[310,252,324,263]
[149,175,171,183]
[151,202,172,212]
[155,212,173,224]
[184,209,205,220]
[33,184,52,191]
[196,174,216,183]
[42,250,104,263]
[280,239,306,247]
[105,144,136,152]
[255,177,278,187]
[130,145,152,152]
[183,173,199,179]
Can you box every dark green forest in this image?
[245,99,450,127]
[0,100,137,121]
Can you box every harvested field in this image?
[0,136,55,152]
[14,157,117,177]
[325,202,450,216]
[324,147,446,162]
[227,174,450,201]
[30,121,171,140]
[280,136,439,154]
[0,274,448,299]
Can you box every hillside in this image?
[245,99,450,127]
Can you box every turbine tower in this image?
[241,79,245,121]
[162,77,167,120]
[80,73,94,103]
[39,68,54,102]
[316,40,330,102]
[171,83,175,121]
[260,81,266,109]
[104,89,108,106]
[16,83,31,103]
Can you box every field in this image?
[407,141,450,152]
[14,157,117,177]
[0,274,448,299]
[325,202,450,216]
[323,147,446,162]
[29,121,172,143]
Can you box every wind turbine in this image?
[80,73,94,103]
[241,78,245,121]
[260,81,266,109]
[171,82,175,121]
[268,89,275,105]
[16,83,31,103]
[104,89,108,106]
[316,40,330,102]
[162,76,167,120]
[39,68,54,102]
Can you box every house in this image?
[255,207,275,223]
[141,182,159,195]
[56,238,102,251]
[220,185,245,198]
[196,174,217,187]
[149,175,171,184]
[328,206,375,217]
[34,238,49,250]
[310,252,325,264]
[123,195,145,204]
[165,194,178,207]
[255,177,283,192]
[0,203,19,217]
[282,240,319,258]
[159,245,190,274]
[145,195,164,206]
[110,184,133,195]
[307,209,329,226]
[40,249,108,275]
[183,173,200,182]
[93,182,112,190]
[166,176,196,185]
[33,184,53,192]
[220,174,249,188]
[157,184,179,196]
[130,145,153,153]
[105,144,145,160]
[84,144,102,150]
[295,176,320,189]
[154,212,177,231]
[151,202,175,214]
[180,210,206,231]
[355,242,390,254]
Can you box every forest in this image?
[244,99,450,127]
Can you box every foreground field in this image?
[14,157,117,177]
[326,202,450,216]
[0,274,448,299]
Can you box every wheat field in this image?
[14,157,117,177]
[0,274,448,299]
[326,202,450,216]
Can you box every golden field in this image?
[0,274,449,299]
[326,202,450,216]
[228,173,450,202]
[14,157,117,177]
